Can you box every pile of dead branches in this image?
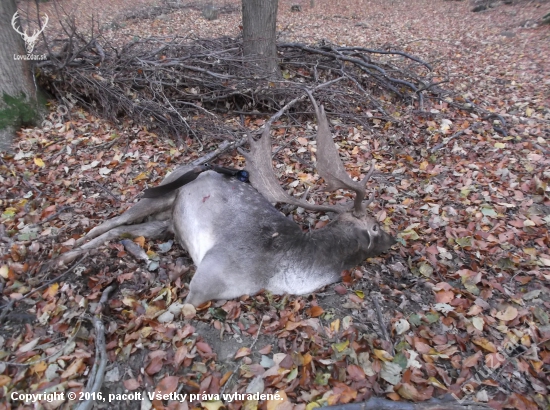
[36,27,460,145]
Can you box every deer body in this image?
[173,170,394,306]
[62,93,396,306]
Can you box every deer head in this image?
[11,11,48,54]
[170,93,395,306]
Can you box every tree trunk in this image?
[241,0,281,78]
[0,0,40,152]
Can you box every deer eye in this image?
[373,225,378,232]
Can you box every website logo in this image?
[11,11,48,59]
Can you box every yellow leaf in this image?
[202,401,224,410]
[43,283,59,299]
[494,142,506,149]
[428,376,447,390]
[333,340,349,352]
[525,107,533,117]
[242,399,259,410]
[373,349,393,362]
[32,361,47,374]
[0,375,12,387]
[306,403,320,410]
[472,337,497,353]
[34,158,45,167]
[134,236,145,247]
[134,172,148,181]
[330,318,340,332]
[495,306,518,321]
[267,390,288,410]
[0,265,8,279]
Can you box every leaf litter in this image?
[1,0,549,409]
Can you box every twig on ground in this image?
[430,130,467,153]
[76,285,114,410]
[372,292,394,355]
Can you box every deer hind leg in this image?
[184,250,257,306]
[78,194,176,245]
[56,220,171,267]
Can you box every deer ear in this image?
[352,226,372,250]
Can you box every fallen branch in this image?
[76,285,114,410]
[324,394,491,410]
[37,33,436,141]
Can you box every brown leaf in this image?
[435,290,454,304]
[397,383,433,401]
[123,378,141,390]
[156,375,179,395]
[347,364,366,381]
[145,356,164,375]
[174,345,188,367]
[308,306,324,317]
[258,345,272,355]
[234,347,251,359]
[462,351,482,368]
[485,353,505,369]
[196,341,212,353]
[61,358,85,379]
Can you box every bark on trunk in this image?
[241,0,280,78]
[0,0,39,152]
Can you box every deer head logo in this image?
[11,11,48,54]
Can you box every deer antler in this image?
[241,123,347,213]
[11,12,25,37]
[241,91,376,215]
[305,90,375,216]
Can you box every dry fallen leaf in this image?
[495,306,518,321]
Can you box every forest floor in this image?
[1,0,550,409]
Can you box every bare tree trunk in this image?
[0,0,40,152]
[241,0,281,78]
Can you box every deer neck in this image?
[275,220,364,274]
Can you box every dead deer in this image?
[58,94,395,306]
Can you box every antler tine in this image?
[360,160,376,212]
[12,12,25,36]
[239,121,346,213]
[305,90,375,216]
